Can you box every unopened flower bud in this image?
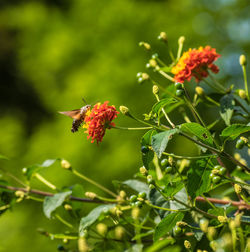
[131,207,140,220]
[234,153,241,160]
[139,41,151,51]
[64,204,72,211]
[78,237,89,252]
[239,158,247,166]
[234,213,242,227]
[195,86,205,97]
[168,156,174,166]
[85,192,97,199]
[22,167,27,174]
[238,89,247,99]
[152,85,159,95]
[149,59,157,68]
[184,240,191,249]
[207,227,216,241]
[200,219,209,233]
[63,238,68,244]
[96,223,108,236]
[115,208,123,217]
[177,221,187,227]
[119,106,129,115]
[178,36,185,45]
[119,190,126,199]
[218,216,227,223]
[15,190,25,198]
[114,226,125,240]
[61,159,71,170]
[239,55,247,66]
[139,166,148,176]
[229,220,236,230]
[158,32,168,41]
[141,73,149,80]
[234,184,242,194]
[212,169,219,175]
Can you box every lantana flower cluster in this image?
[83,101,119,144]
[171,46,220,83]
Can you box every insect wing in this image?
[59,109,81,119]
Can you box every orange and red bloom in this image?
[171,46,220,83]
[83,101,119,144]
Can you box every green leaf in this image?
[180,123,214,146]
[221,124,250,141]
[141,130,157,170]
[79,204,115,236]
[163,181,184,198]
[151,129,179,158]
[152,98,177,115]
[187,159,213,199]
[154,212,185,241]
[220,94,235,126]
[122,180,149,195]
[132,230,154,241]
[43,191,72,218]
[146,238,177,252]
[25,159,59,180]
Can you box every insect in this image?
[59,104,91,133]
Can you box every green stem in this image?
[72,169,117,198]
[202,78,224,94]
[55,214,74,229]
[241,65,249,102]
[33,173,57,191]
[204,95,220,106]
[157,69,175,82]
[112,125,153,130]
[209,74,227,93]
[146,201,179,212]
[162,152,217,160]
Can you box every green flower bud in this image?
[96,223,108,236]
[141,73,149,80]
[152,85,159,95]
[114,226,125,240]
[184,240,191,249]
[119,190,126,199]
[218,215,227,223]
[158,32,168,41]
[139,166,148,176]
[131,207,140,219]
[15,190,25,198]
[139,41,151,51]
[176,89,185,97]
[61,159,71,170]
[119,105,129,115]
[152,53,158,59]
[78,236,89,252]
[64,204,72,211]
[239,54,247,66]
[149,59,158,68]
[178,36,185,45]
[238,89,247,99]
[195,86,205,96]
[236,138,245,149]
[22,167,27,174]
[212,176,221,184]
[85,192,97,199]
[234,184,242,194]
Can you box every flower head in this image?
[171,46,220,83]
[83,101,119,144]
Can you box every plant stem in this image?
[157,69,175,82]
[162,152,217,160]
[113,125,153,130]
[55,214,74,229]
[34,173,57,191]
[72,169,117,198]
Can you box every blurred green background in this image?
[0,0,249,251]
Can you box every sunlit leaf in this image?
[152,98,177,115]
[221,124,250,141]
[122,179,149,195]
[43,191,72,218]
[79,204,115,236]
[180,123,214,146]
[220,94,235,126]
[151,129,179,158]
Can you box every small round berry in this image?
[130,195,137,203]
[236,165,243,171]
[165,166,173,173]
[146,63,151,69]
[175,82,183,90]
[149,184,155,190]
[212,176,221,184]
[136,72,142,78]
[160,158,168,167]
[219,167,226,176]
[236,139,245,149]
[141,146,149,154]
[138,77,144,84]
[135,201,143,208]
[147,177,154,184]
[138,192,146,199]
[173,226,183,236]
[176,89,185,97]
[209,173,215,179]
[213,165,222,170]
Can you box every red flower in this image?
[83,101,119,144]
[171,46,220,83]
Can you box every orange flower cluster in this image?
[83,101,119,144]
[171,46,220,83]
